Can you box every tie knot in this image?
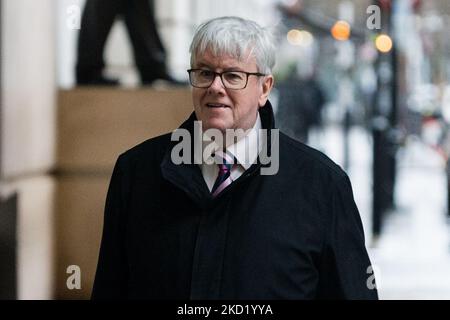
[214,150,236,179]
[218,163,232,173]
[211,151,235,197]
[214,150,234,165]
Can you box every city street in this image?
[313,124,450,299]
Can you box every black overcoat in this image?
[92,101,378,300]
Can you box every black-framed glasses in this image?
[187,69,266,90]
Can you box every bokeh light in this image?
[375,34,393,53]
[331,20,351,41]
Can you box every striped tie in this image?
[211,151,235,197]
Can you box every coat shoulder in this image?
[279,132,347,181]
[118,132,173,163]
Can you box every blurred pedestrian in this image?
[276,68,325,143]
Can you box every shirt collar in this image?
[226,113,262,170]
[199,112,263,170]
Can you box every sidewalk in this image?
[310,124,450,299]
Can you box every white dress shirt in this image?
[199,113,263,192]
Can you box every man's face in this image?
[191,49,273,133]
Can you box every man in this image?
[92,16,378,299]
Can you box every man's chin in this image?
[202,120,231,133]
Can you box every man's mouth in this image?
[206,103,229,108]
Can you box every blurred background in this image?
[1,0,450,299]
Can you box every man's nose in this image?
[209,74,225,91]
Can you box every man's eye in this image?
[199,70,213,77]
[225,72,244,81]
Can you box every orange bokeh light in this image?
[331,20,351,41]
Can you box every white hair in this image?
[189,16,276,74]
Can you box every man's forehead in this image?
[195,48,256,68]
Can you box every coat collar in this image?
[160,100,276,207]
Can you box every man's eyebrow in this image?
[197,63,244,71]
[195,62,244,71]
[196,62,211,68]
[223,67,245,72]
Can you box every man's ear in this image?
[258,75,274,107]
